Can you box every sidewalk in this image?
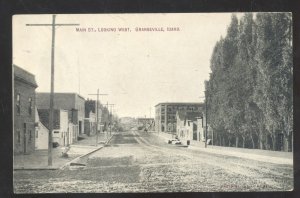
[188,145,293,165]
[13,147,77,170]
[13,132,114,170]
[151,131,293,165]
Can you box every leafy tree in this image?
[206,13,292,151]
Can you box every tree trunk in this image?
[284,136,289,152]
[259,131,263,150]
[265,134,269,150]
[272,134,276,151]
[285,115,291,152]
[242,136,245,148]
[250,133,255,149]
[289,133,293,152]
[235,136,239,148]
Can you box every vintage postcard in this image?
[13,13,293,193]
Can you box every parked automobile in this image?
[168,139,181,145]
[172,140,182,145]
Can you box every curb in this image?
[187,145,293,165]
[60,133,115,170]
[105,133,114,144]
[59,146,104,170]
[13,167,59,171]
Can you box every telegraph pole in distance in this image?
[105,103,115,137]
[88,90,108,146]
[110,104,115,136]
[109,104,115,136]
[26,15,79,166]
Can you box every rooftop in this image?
[37,92,85,100]
[13,64,38,88]
[177,111,203,122]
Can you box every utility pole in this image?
[88,90,108,146]
[26,15,79,166]
[77,56,81,95]
[109,104,115,136]
[105,103,115,137]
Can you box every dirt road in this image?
[14,130,293,193]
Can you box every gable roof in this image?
[37,108,61,130]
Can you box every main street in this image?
[14,130,293,193]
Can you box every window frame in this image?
[16,93,21,115]
[29,130,32,142]
[28,97,32,116]
[17,130,21,143]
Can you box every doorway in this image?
[79,121,82,134]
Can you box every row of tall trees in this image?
[206,13,292,151]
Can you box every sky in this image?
[13,13,237,118]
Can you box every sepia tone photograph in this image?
[12,13,293,193]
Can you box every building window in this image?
[29,130,32,142]
[17,130,21,143]
[36,130,38,138]
[23,123,26,142]
[28,97,32,116]
[16,94,21,115]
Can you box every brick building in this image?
[13,65,38,154]
[155,102,204,134]
[36,92,85,137]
